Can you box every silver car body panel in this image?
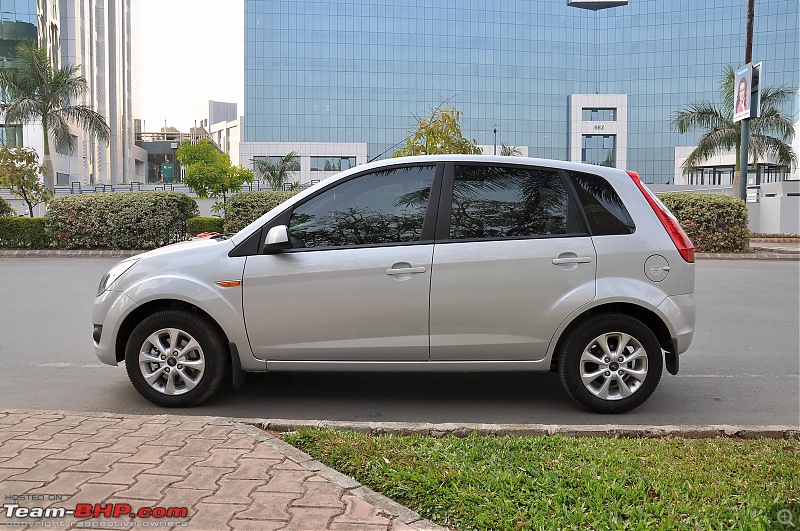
[93,238,264,371]
[657,294,696,354]
[242,245,434,361]
[93,289,138,365]
[429,237,596,361]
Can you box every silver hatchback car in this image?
[93,155,695,413]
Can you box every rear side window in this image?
[568,171,635,235]
[450,165,568,240]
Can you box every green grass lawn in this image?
[283,429,800,530]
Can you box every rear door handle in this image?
[552,256,593,265]
[386,266,427,275]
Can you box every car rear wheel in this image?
[125,309,228,407]
[558,313,663,414]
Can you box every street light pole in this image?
[738,0,755,200]
[493,123,497,155]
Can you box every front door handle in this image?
[552,256,593,265]
[386,266,427,275]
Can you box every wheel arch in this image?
[549,302,673,372]
[115,299,231,364]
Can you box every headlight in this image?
[97,259,139,296]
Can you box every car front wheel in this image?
[125,309,228,407]
[558,313,663,414]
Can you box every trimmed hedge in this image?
[659,192,749,253]
[0,217,48,248]
[45,192,199,249]
[224,191,297,233]
[0,197,14,217]
[187,216,225,236]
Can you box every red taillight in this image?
[627,171,695,263]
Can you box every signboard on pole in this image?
[734,62,762,123]
[733,64,752,123]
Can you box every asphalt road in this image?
[0,257,798,426]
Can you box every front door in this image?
[242,164,439,362]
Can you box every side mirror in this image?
[263,225,291,254]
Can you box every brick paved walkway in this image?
[0,411,442,530]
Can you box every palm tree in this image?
[499,143,523,156]
[253,151,300,190]
[0,42,110,189]
[670,65,795,194]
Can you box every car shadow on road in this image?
[195,370,584,424]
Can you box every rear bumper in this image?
[657,293,695,355]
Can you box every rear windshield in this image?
[568,171,635,235]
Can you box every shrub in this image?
[659,193,749,252]
[0,217,48,248]
[45,192,199,249]
[187,216,225,236]
[0,196,14,217]
[224,191,296,233]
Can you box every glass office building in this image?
[244,0,799,183]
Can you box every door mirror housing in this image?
[263,225,291,254]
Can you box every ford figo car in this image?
[94,156,695,413]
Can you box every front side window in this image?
[449,165,568,240]
[288,165,435,249]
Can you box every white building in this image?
[196,100,241,166]
[0,0,146,186]
[196,101,368,187]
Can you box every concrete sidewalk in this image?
[0,410,442,531]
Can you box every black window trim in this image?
[230,162,445,256]
[433,161,591,245]
[559,168,594,236]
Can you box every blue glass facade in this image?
[0,0,37,147]
[244,0,799,183]
[0,0,37,71]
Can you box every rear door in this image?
[429,162,596,361]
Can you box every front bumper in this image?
[93,289,138,366]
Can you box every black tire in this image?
[125,309,229,407]
[558,313,663,414]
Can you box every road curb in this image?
[695,251,799,260]
[750,238,800,244]
[0,249,143,258]
[245,418,800,439]
[3,409,797,439]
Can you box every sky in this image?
[134,0,244,133]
